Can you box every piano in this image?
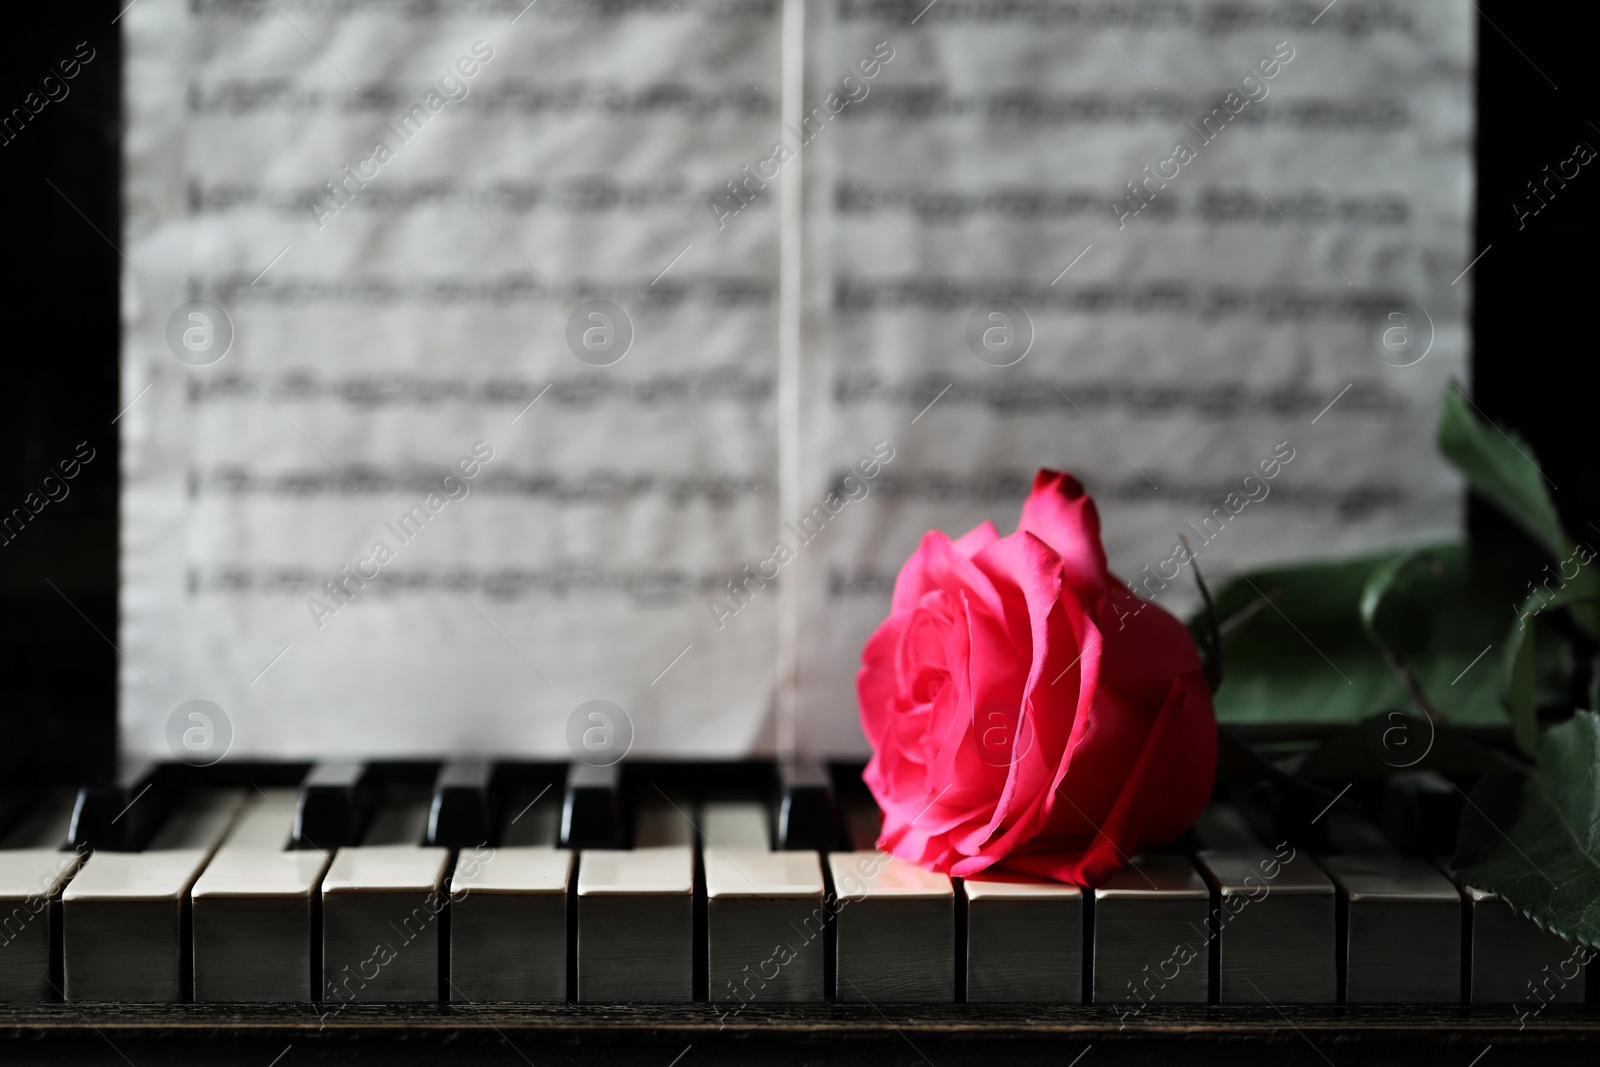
[1,749,1595,1065]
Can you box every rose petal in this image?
[1002,669,1215,885]
[1017,470,1111,600]
[952,519,1001,559]
[890,529,1008,622]
[950,532,1066,857]
[1095,582,1203,711]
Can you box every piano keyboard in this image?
[0,761,1590,1007]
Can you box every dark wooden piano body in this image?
[3,1002,1595,1067]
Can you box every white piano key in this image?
[705,848,825,1004]
[632,797,696,848]
[830,851,953,1003]
[700,799,771,851]
[449,846,573,1002]
[1319,854,1460,1002]
[576,845,695,1001]
[576,796,694,1002]
[1092,855,1210,1004]
[0,810,81,1003]
[445,775,570,1002]
[145,789,243,851]
[1197,847,1336,1003]
[962,873,1082,1002]
[217,788,299,851]
[701,798,825,1004]
[321,844,451,1003]
[191,788,329,1002]
[1461,882,1583,1004]
[361,793,431,847]
[63,789,245,1002]
[2,790,88,1002]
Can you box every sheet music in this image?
[792,1,1474,752]
[122,0,784,758]
[121,0,1474,759]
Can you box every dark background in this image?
[0,3,1592,785]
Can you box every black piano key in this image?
[69,762,170,852]
[0,792,32,842]
[427,760,492,848]
[1379,771,1462,857]
[560,762,621,850]
[775,760,836,852]
[293,761,371,849]
[1192,802,1266,851]
[1319,807,1393,855]
[1,788,79,851]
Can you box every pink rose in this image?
[856,469,1216,885]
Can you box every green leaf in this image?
[1207,544,1511,726]
[1359,551,1439,639]
[1437,383,1600,638]
[1505,584,1594,754]
[1437,383,1565,561]
[1455,711,1600,948]
[1358,549,1449,720]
